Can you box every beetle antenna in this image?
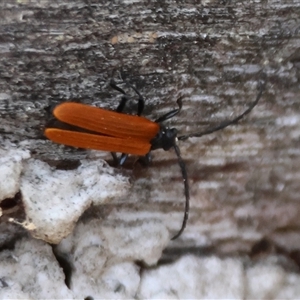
[178,82,264,141]
[171,142,190,240]
[155,96,183,123]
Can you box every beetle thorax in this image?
[150,127,178,151]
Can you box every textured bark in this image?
[0,0,300,264]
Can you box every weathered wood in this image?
[0,0,300,262]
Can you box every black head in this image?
[150,127,178,151]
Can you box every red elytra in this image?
[45,102,160,155]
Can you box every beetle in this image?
[45,80,263,240]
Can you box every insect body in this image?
[45,81,263,240]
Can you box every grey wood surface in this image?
[0,0,299,264]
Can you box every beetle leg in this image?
[109,79,145,164]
